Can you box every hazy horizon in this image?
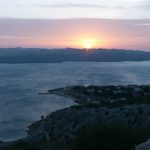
[0,0,150,50]
[0,18,150,51]
[0,45,149,52]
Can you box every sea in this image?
[0,61,150,141]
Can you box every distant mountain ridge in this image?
[0,48,150,63]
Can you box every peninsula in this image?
[40,85,150,106]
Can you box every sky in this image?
[0,0,150,50]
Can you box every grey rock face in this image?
[27,104,150,149]
[136,139,150,150]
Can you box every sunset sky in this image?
[0,0,150,50]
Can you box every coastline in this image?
[1,84,150,149]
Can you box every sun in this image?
[83,40,93,49]
[81,39,96,49]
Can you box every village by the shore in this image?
[40,84,150,106]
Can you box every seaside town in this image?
[44,85,150,106]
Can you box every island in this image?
[1,48,150,63]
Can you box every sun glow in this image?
[81,39,99,49]
[83,40,94,49]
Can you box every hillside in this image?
[0,48,150,63]
[26,104,150,149]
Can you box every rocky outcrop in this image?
[136,139,150,150]
[27,104,150,149]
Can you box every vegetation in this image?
[64,85,150,107]
[74,121,150,150]
[3,141,42,150]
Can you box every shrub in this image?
[74,121,150,150]
[4,141,41,150]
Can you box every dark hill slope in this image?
[0,48,150,63]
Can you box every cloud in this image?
[135,23,150,26]
[140,4,150,9]
[134,1,150,9]
[39,3,107,8]
[17,3,124,9]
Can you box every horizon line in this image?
[1,17,150,21]
[0,47,149,52]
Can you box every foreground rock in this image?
[136,139,150,150]
[27,104,150,149]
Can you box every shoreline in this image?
[39,84,150,106]
[1,84,150,149]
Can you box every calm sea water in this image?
[0,61,150,141]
